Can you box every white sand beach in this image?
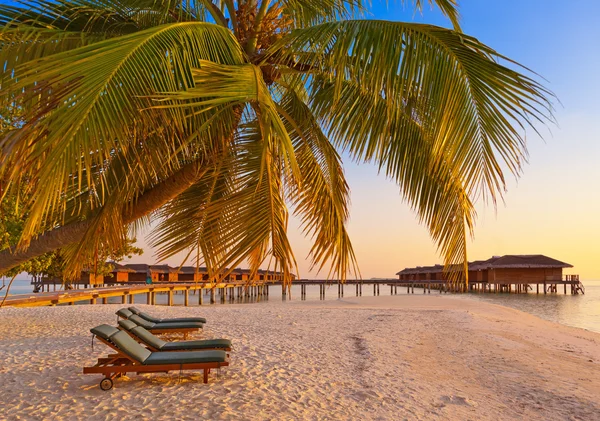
[0,296,599,420]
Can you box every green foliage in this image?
[0,1,554,285]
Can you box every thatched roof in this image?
[122,264,293,277]
[396,264,443,275]
[108,262,135,273]
[178,266,208,274]
[397,254,572,275]
[470,255,573,270]
[149,264,179,274]
[124,263,149,273]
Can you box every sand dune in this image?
[0,296,599,420]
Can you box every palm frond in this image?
[276,82,358,281]
[268,20,553,278]
[411,0,461,31]
[151,60,301,181]
[150,117,298,284]
[0,22,244,244]
[309,77,475,281]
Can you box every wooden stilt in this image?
[184,289,189,306]
[121,295,127,304]
[168,290,173,306]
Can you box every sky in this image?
[7,1,598,280]
[121,0,600,281]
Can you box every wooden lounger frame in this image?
[84,336,229,390]
[118,327,232,352]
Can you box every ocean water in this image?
[3,278,600,334]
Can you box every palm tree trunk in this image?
[0,161,206,274]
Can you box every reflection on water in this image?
[456,283,600,334]
[4,279,600,334]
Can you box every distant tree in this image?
[0,105,143,295]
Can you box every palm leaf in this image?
[276,82,358,281]
[269,20,554,279]
[0,22,244,244]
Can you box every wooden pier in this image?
[1,274,586,308]
[2,282,270,308]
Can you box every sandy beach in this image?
[0,296,599,420]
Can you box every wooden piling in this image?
[168,290,173,306]
[184,289,189,306]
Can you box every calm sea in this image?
[3,278,600,334]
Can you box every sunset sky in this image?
[120,1,600,280]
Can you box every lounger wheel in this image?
[100,377,113,391]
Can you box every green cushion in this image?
[153,321,204,329]
[144,350,227,365]
[128,306,142,315]
[91,324,120,341]
[159,316,207,324]
[110,331,152,363]
[118,319,138,331]
[162,338,232,351]
[137,310,207,324]
[138,311,161,323]
[130,326,167,350]
[129,314,156,329]
[116,308,134,319]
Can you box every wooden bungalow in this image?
[124,264,151,283]
[469,255,573,284]
[396,265,445,282]
[178,266,209,282]
[79,272,105,286]
[396,254,579,293]
[104,262,135,284]
[149,265,179,283]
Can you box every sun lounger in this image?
[117,309,203,338]
[85,324,229,390]
[129,306,207,324]
[118,320,232,352]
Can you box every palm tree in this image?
[0,0,553,285]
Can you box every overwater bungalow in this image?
[396,254,582,294]
[123,264,151,283]
[178,266,209,282]
[105,262,135,284]
[149,264,179,283]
